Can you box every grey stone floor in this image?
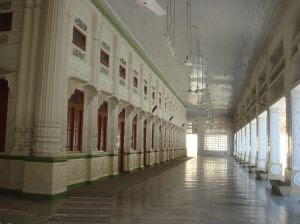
[0,156,300,224]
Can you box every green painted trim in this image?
[0,155,27,161]
[26,156,67,163]
[0,153,116,163]
[91,0,186,107]
[67,181,90,191]
[124,151,143,155]
[0,188,23,195]
[22,191,67,200]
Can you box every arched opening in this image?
[131,115,137,150]
[159,125,163,162]
[118,109,125,173]
[143,119,147,166]
[0,79,9,152]
[66,89,84,151]
[151,123,154,149]
[98,102,108,151]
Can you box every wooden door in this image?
[118,109,125,173]
[132,116,137,150]
[143,120,147,166]
[159,125,163,162]
[67,90,84,151]
[98,102,108,151]
[0,80,9,152]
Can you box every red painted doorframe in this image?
[0,79,9,152]
[143,120,147,166]
[118,109,125,173]
[66,89,84,151]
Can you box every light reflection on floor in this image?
[111,157,300,224]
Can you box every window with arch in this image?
[98,102,108,151]
[0,13,13,32]
[67,90,84,151]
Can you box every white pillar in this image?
[241,127,245,160]
[268,107,283,179]
[245,123,251,162]
[257,112,268,171]
[289,87,300,194]
[24,0,43,151]
[33,0,67,156]
[13,0,34,154]
[250,119,257,166]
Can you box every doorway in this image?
[143,120,147,166]
[66,89,84,151]
[186,134,198,157]
[118,109,125,173]
[0,79,9,152]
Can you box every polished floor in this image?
[0,156,300,224]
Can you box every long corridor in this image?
[110,156,300,224]
[1,156,300,224]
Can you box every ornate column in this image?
[23,0,68,196]
[24,0,43,152]
[288,87,300,194]
[268,107,283,180]
[13,0,34,154]
[107,98,119,175]
[32,0,67,156]
[87,15,101,154]
[124,106,133,170]
[250,119,257,166]
[257,112,268,171]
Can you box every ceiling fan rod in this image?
[165,0,176,59]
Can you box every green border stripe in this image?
[91,0,186,107]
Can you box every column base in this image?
[269,180,291,196]
[255,170,268,180]
[23,160,67,197]
[285,169,300,196]
[267,163,284,181]
[256,159,267,172]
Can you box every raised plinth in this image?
[270,180,291,196]
[255,170,268,180]
[248,166,256,173]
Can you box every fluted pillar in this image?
[33,0,67,156]
[13,0,34,154]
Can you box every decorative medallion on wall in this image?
[100,66,109,75]
[144,79,148,84]
[133,69,138,76]
[133,88,138,94]
[0,33,8,44]
[0,0,12,11]
[271,164,281,175]
[294,173,300,186]
[75,18,87,32]
[120,58,126,65]
[72,48,85,60]
[102,41,110,52]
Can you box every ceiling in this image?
[105,0,287,118]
